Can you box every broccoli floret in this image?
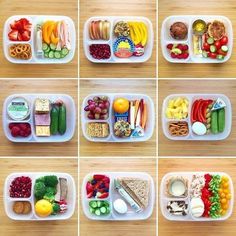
[46,186,57,195]
[43,192,55,203]
[44,175,59,187]
[52,203,61,214]
[35,176,45,184]
[34,181,46,199]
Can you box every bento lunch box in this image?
[161,15,233,63]
[162,94,232,140]
[81,93,155,142]
[160,172,234,221]
[82,172,155,221]
[83,16,154,63]
[3,93,76,142]
[4,172,76,221]
[3,15,76,64]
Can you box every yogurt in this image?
[113,199,128,214]
[7,97,30,121]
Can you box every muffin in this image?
[170,22,188,40]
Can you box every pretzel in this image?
[168,121,189,137]
[9,44,32,60]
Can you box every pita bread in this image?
[118,177,150,209]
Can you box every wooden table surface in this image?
[79,0,156,78]
[0,158,78,236]
[80,158,156,236]
[0,79,78,157]
[159,79,236,156]
[158,0,236,78]
[0,0,78,78]
[158,158,236,236]
[79,79,156,157]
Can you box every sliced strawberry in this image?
[14,20,24,32]
[87,192,93,198]
[21,31,30,41]
[93,174,106,180]
[86,182,94,194]
[10,22,17,30]
[99,192,109,199]
[8,30,18,41]
[17,33,23,41]
[102,176,110,183]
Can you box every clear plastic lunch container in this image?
[81,93,155,142]
[82,172,155,221]
[160,172,234,221]
[3,15,76,64]
[162,94,232,140]
[2,94,76,142]
[4,172,76,221]
[83,16,154,63]
[161,15,233,63]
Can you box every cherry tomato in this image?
[209,52,217,59]
[203,42,210,51]
[220,36,228,45]
[214,40,221,50]
[217,49,227,56]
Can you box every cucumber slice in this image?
[217,54,224,60]
[207,37,214,45]
[50,43,57,50]
[42,43,48,51]
[97,201,102,208]
[106,207,110,214]
[62,48,69,56]
[54,51,61,59]
[202,51,209,58]
[100,207,107,214]
[49,51,54,59]
[44,52,49,58]
[95,209,101,216]
[221,45,228,52]
[89,201,97,209]
[210,45,216,53]
[89,207,95,214]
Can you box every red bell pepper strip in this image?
[191,100,199,123]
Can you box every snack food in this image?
[87,122,109,138]
[166,176,188,198]
[13,201,32,215]
[114,21,130,37]
[170,22,188,40]
[208,20,226,40]
[113,37,135,58]
[167,201,188,216]
[168,121,189,137]
[9,44,32,60]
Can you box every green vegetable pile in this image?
[209,175,221,218]
[34,175,60,215]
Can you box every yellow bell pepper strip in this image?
[42,21,54,44]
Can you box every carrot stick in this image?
[141,103,147,129]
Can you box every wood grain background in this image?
[0,0,78,78]
[79,0,156,78]
[79,79,156,157]
[0,158,78,236]
[159,79,236,156]
[159,158,236,236]
[0,79,78,157]
[158,0,236,78]
[80,158,156,236]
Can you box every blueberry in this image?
[92,189,97,197]
[91,179,97,185]
[104,188,109,192]
[99,183,105,188]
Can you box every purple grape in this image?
[104,101,110,109]
[84,105,90,111]
[99,103,105,109]
[87,112,95,119]
[100,114,108,120]
[88,99,94,105]
[94,107,102,114]
[89,104,96,111]
[101,109,108,115]
[94,113,100,119]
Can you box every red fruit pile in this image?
[166,43,189,59]
[9,176,32,198]
[201,174,212,217]
[89,44,111,59]
[8,18,32,41]
[84,96,110,120]
[9,123,31,138]
[86,174,110,199]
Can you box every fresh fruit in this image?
[166,44,189,60]
[9,176,32,198]
[84,96,110,120]
[86,174,110,199]
[128,22,148,47]
[89,20,110,40]
[89,44,111,59]
[165,97,189,119]
[8,18,32,41]
[9,123,31,138]
[35,199,53,217]
[113,97,129,114]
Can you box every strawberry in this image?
[8,30,18,41]
[99,192,109,199]
[103,177,110,183]
[21,31,30,41]
[87,192,93,198]
[105,182,109,188]
[93,174,106,180]
[86,182,94,193]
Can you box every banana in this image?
[132,22,142,45]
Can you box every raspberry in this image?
[182,52,189,59]
[182,45,189,51]
[170,52,177,58]
[177,54,184,59]
[11,126,21,137]
[9,123,15,129]
[176,44,184,51]
[166,43,173,50]
[19,123,28,131]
